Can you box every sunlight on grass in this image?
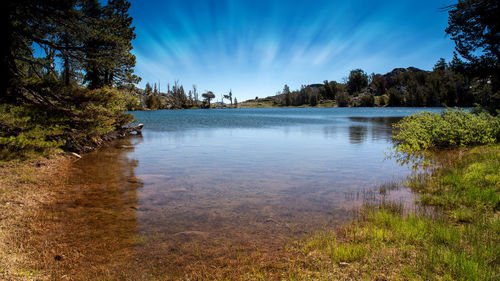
[294,144,500,280]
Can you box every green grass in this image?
[294,144,500,280]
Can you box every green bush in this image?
[336,92,349,107]
[1,87,135,160]
[393,109,500,152]
[359,94,375,107]
[69,87,135,135]
[0,104,65,159]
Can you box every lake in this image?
[63,107,443,276]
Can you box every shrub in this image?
[387,88,403,106]
[1,87,135,160]
[70,87,135,135]
[336,92,349,107]
[0,104,65,159]
[393,109,500,152]
[359,94,375,107]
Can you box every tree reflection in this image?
[347,117,402,142]
[349,125,367,144]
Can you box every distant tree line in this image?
[266,57,496,109]
[136,82,238,110]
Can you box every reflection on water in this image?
[51,107,444,277]
[348,126,367,144]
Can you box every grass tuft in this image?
[293,144,500,280]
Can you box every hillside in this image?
[241,63,497,109]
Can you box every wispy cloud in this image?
[130,0,455,100]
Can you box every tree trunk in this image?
[63,54,70,86]
[1,4,18,103]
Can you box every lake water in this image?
[62,107,444,276]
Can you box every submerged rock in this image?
[173,231,210,240]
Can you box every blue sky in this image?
[130,0,456,101]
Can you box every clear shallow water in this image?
[128,108,444,228]
[64,107,444,272]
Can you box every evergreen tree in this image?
[347,69,368,95]
[434,58,447,71]
[321,80,336,100]
[336,91,349,107]
[445,0,500,99]
[1,0,139,102]
[387,88,402,106]
[103,0,140,87]
[371,74,387,95]
[83,0,139,89]
[145,93,160,109]
[202,91,215,108]
[309,93,318,106]
[283,84,291,106]
[188,90,193,106]
[192,85,199,106]
[2,0,82,103]
[145,82,152,94]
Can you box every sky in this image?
[129,0,456,101]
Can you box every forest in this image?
[256,57,498,110]
[1,0,142,159]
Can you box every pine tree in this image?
[83,0,139,89]
[145,82,152,94]
[2,0,82,103]
[192,85,199,106]
[283,84,291,106]
[347,69,368,95]
[202,91,215,108]
[188,90,193,106]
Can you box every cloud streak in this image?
[130,0,456,100]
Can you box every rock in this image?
[70,152,81,159]
[123,124,143,135]
[118,145,135,149]
[127,177,141,183]
[382,67,425,88]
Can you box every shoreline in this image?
[1,141,498,280]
